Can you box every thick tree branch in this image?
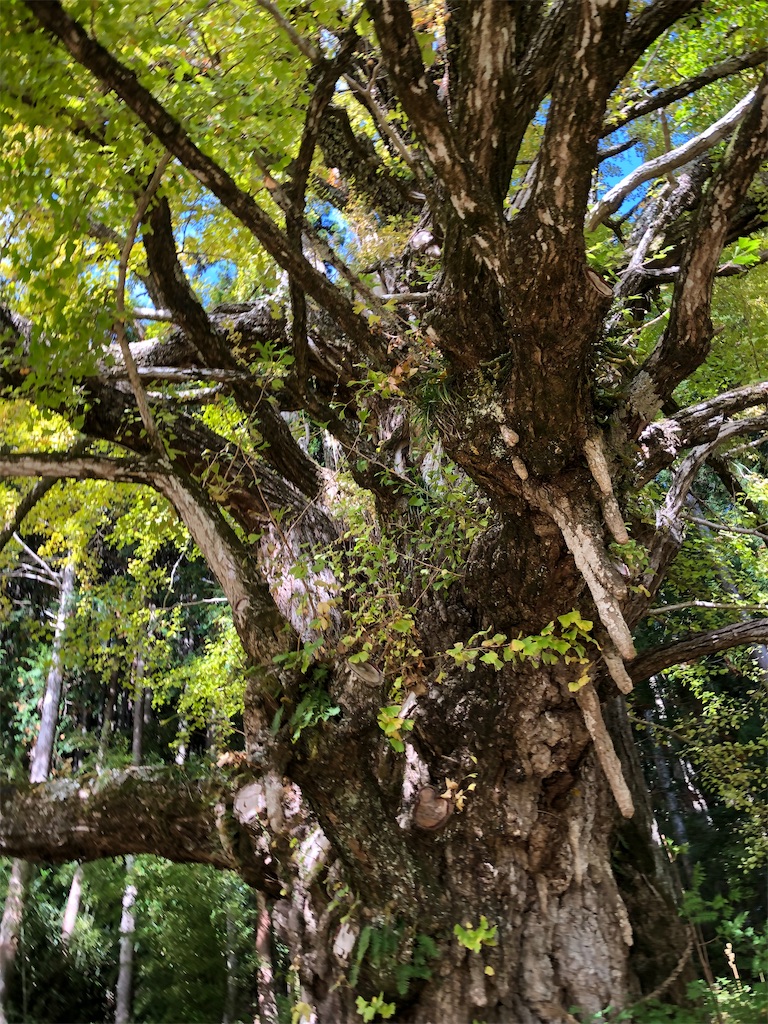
[0,310,299,679]
[587,88,758,232]
[317,104,419,217]
[604,48,768,136]
[126,300,286,371]
[529,0,630,245]
[25,0,386,364]
[0,450,293,666]
[617,0,703,80]
[637,250,768,284]
[637,384,768,482]
[366,0,508,273]
[444,0,519,202]
[105,366,249,384]
[1,300,331,544]
[0,453,166,485]
[142,197,323,500]
[0,439,88,554]
[629,415,768,622]
[0,769,280,893]
[630,618,768,682]
[0,480,57,556]
[626,72,768,425]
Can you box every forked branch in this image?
[25,0,386,363]
[626,71,768,424]
[587,88,758,232]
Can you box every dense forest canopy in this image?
[0,1,767,1021]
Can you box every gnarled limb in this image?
[587,87,758,232]
[635,250,768,284]
[637,406,768,486]
[25,0,386,365]
[603,47,768,136]
[630,618,768,683]
[0,768,278,891]
[626,71,768,425]
[627,424,764,623]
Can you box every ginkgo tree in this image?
[1,1,768,1021]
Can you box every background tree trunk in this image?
[0,557,76,1021]
[0,861,32,1024]
[115,646,149,1024]
[60,865,84,948]
[114,859,137,1024]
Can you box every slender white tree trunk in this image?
[0,556,76,1022]
[115,644,150,1024]
[29,559,76,784]
[114,859,137,1024]
[0,861,33,1024]
[221,909,237,1024]
[60,865,84,947]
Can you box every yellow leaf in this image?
[568,670,591,693]
[484,966,495,976]
[293,1001,313,1023]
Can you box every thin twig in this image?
[688,516,768,542]
[645,600,768,617]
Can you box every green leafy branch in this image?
[376,704,414,753]
[440,611,597,690]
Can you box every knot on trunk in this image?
[413,785,453,831]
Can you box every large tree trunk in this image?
[4,4,768,1022]
[278,663,687,1024]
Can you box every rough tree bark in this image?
[1,2,768,1022]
